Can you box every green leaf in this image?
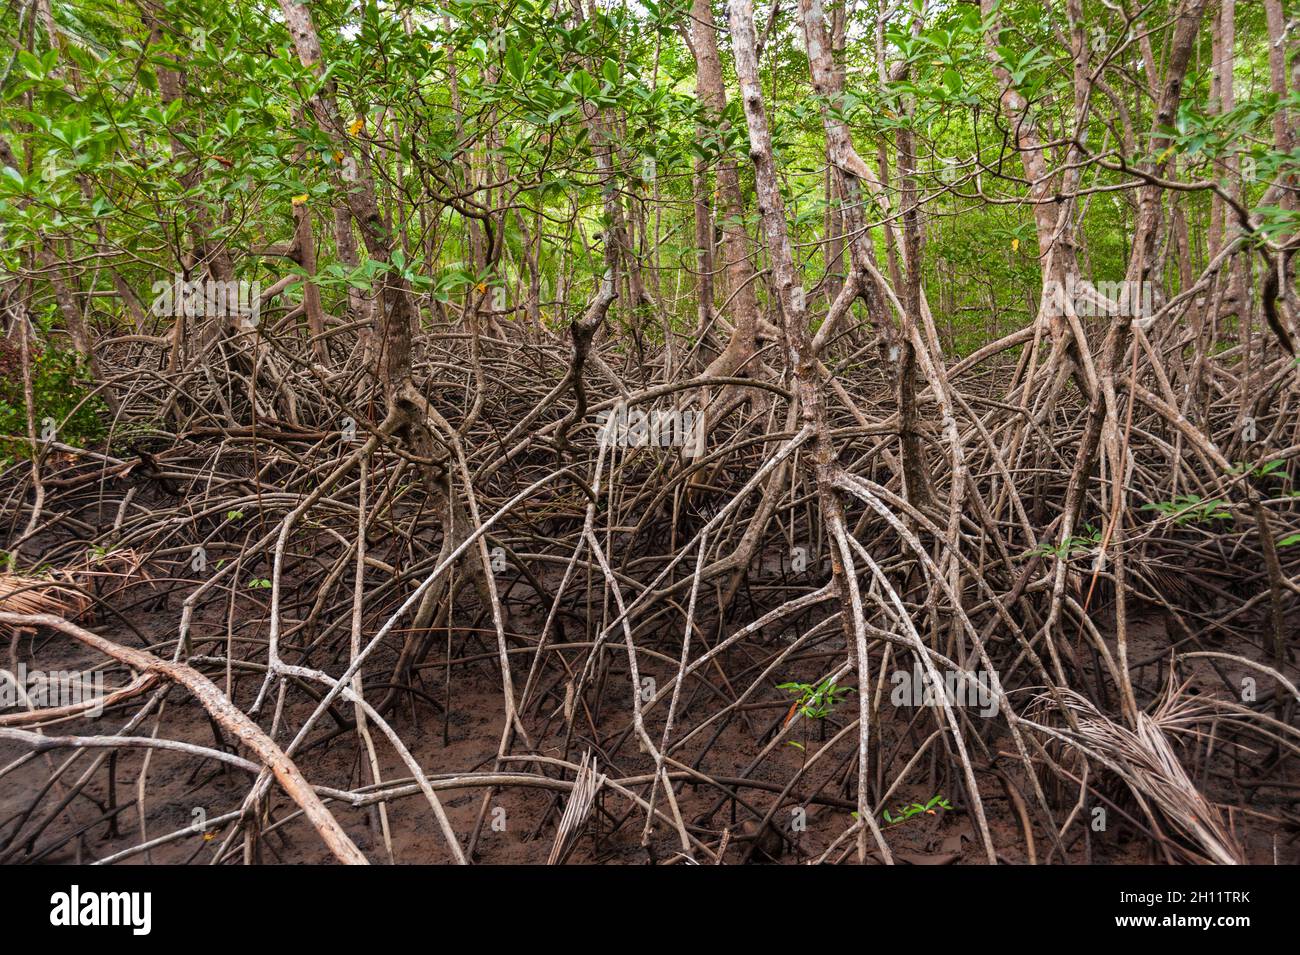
[18,51,45,78]
[505,48,524,81]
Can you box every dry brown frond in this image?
[1036,684,1243,865]
[0,572,85,631]
[547,750,604,865]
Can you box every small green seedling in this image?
[777,679,854,720]
[779,679,855,753]
[247,577,271,589]
[1230,459,1286,480]
[1023,524,1101,560]
[1141,494,1232,525]
[883,794,953,825]
[854,794,953,827]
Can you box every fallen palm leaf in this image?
[1034,685,1243,865]
[0,573,84,631]
[546,750,604,866]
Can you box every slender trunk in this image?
[690,0,760,378]
[279,0,415,398]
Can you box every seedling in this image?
[777,679,854,721]
[778,678,855,752]
[1141,494,1232,525]
[854,794,953,827]
[883,794,953,825]
[1023,524,1101,560]
[1230,459,1285,480]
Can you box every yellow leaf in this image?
[475,282,487,293]
[1157,145,1175,163]
[291,194,309,206]
[332,151,343,162]
[348,118,365,135]
[1011,238,1019,252]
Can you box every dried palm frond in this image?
[546,750,604,866]
[1033,682,1243,865]
[0,572,85,631]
